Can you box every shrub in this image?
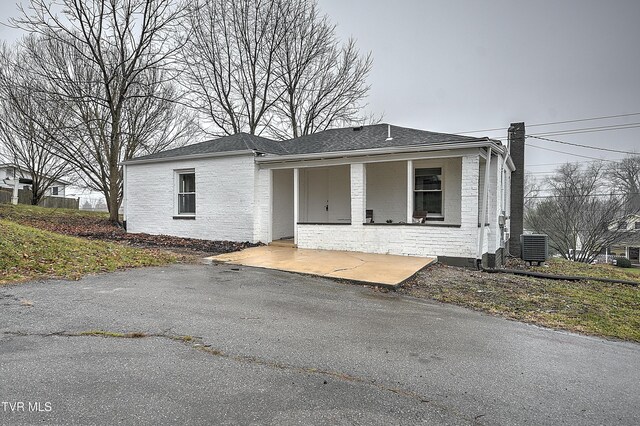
[614,257,632,268]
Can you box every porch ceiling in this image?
[208,246,436,288]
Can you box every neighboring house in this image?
[0,163,69,197]
[122,123,523,267]
[609,214,640,264]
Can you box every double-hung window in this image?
[414,167,443,219]
[177,171,196,215]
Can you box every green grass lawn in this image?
[405,263,640,342]
[532,258,640,281]
[0,203,109,220]
[0,219,175,285]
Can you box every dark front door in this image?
[629,247,639,263]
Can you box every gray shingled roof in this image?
[129,133,287,162]
[276,124,485,155]
[127,124,488,163]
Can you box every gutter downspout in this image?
[477,147,492,266]
[501,137,511,214]
[499,137,512,247]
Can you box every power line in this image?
[455,126,509,135]
[528,112,640,128]
[525,143,614,161]
[455,111,640,135]
[525,159,607,167]
[529,123,640,138]
[526,171,560,175]
[527,135,637,155]
[525,192,638,199]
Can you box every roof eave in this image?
[255,139,501,164]
[121,149,256,165]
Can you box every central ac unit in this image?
[520,234,548,264]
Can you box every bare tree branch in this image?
[179,0,375,140]
[0,42,73,205]
[9,1,198,221]
[525,162,639,263]
[268,1,375,140]
[608,155,640,213]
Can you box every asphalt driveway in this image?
[1,263,639,425]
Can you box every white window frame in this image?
[413,166,445,219]
[175,169,196,216]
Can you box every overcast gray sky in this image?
[1,0,639,177]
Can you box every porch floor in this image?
[208,246,436,287]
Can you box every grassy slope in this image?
[0,203,109,220]
[406,263,640,342]
[532,258,640,280]
[0,219,175,285]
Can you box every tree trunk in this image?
[107,184,120,222]
[107,161,121,223]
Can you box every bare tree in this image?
[269,0,373,140]
[180,0,287,136]
[608,155,640,213]
[180,0,374,140]
[0,42,71,205]
[523,173,541,211]
[11,0,197,222]
[525,162,637,263]
[522,173,541,231]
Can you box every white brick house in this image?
[122,124,517,267]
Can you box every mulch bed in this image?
[15,216,259,254]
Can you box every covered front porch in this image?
[263,148,504,264]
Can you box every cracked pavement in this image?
[1,263,639,425]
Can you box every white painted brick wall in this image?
[254,167,271,243]
[297,224,477,258]
[125,155,258,242]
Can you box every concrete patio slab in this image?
[208,246,436,287]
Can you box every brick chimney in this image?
[508,122,525,258]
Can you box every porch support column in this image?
[293,168,299,244]
[477,147,492,262]
[350,163,366,224]
[406,160,413,223]
[267,169,273,243]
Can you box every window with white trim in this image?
[177,171,196,215]
[414,167,443,218]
